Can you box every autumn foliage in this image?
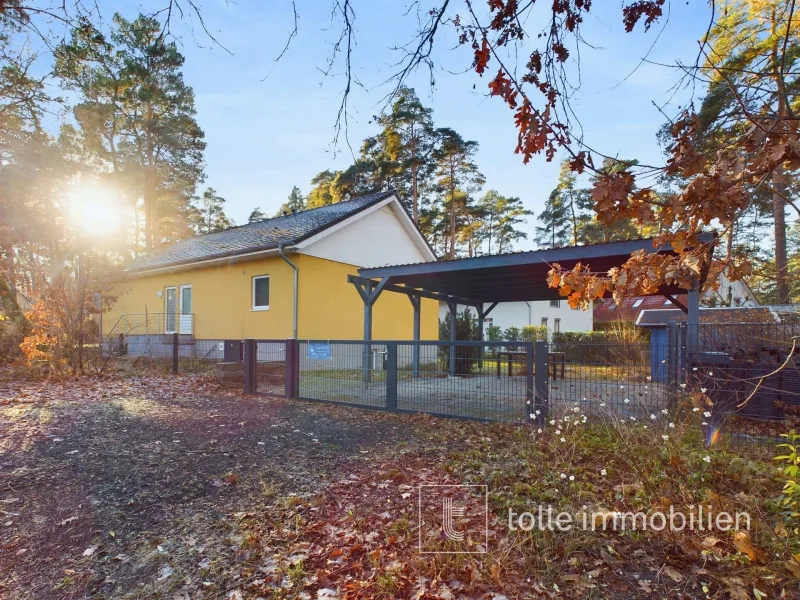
[453,0,798,306]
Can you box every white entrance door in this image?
[165,286,177,334]
[179,284,193,335]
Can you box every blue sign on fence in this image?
[307,342,332,360]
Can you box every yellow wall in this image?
[104,253,439,341]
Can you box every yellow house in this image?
[105,191,439,350]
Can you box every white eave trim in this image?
[126,247,284,277]
[293,194,437,262]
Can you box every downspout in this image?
[278,243,299,339]
[525,301,532,326]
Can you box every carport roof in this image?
[358,233,716,305]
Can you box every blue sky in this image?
[116,0,712,249]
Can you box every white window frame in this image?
[541,317,548,327]
[550,299,560,308]
[252,275,270,311]
[178,284,193,335]
[554,318,561,333]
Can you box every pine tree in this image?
[248,207,266,223]
[577,158,640,244]
[478,190,533,254]
[535,189,571,249]
[361,87,439,222]
[56,14,206,251]
[275,186,306,216]
[193,187,233,234]
[696,0,799,303]
[433,128,484,258]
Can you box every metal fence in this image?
[252,340,287,396]
[549,341,672,419]
[225,321,800,451]
[242,339,544,423]
[689,322,800,450]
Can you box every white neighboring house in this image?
[705,267,759,307]
[438,300,593,335]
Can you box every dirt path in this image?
[0,374,440,599]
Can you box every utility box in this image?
[223,340,243,363]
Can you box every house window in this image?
[554,318,561,333]
[632,298,643,308]
[252,275,270,310]
[550,299,560,308]
[541,317,548,327]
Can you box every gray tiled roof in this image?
[130,191,396,271]
[636,306,778,327]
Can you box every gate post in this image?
[525,342,534,423]
[386,342,398,411]
[243,338,256,394]
[534,340,549,425]
[285,339,299,398]
[172,332,179,374]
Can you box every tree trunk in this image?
[448,163,456,259]
[411,165,419,223]
[771,25,790,305]
[772,165,789,303]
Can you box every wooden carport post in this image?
[447,300,458,375]
[350,277,391,383]
[409,295,421,377]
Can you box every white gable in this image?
[295,197,434,268]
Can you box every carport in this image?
[349,233,715,379]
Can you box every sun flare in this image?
[66,182,122,237]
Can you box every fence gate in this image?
[242,339,549,424]
[244,339,290,397]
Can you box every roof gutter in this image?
[278,243,299,339]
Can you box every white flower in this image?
[623,398,630,404]
[560,437,567,443]
[692,367,698,371]
[600,469,607,476]
[650,414,657,420]
[630,416,636,421]
[581,416,587,423]
[643,425,648,429]
[549,420,556,425]
[572,406,580,413]
[661,409,669,415]
[668,422,676,429]
[530,413,536,419]
[700,387,707,394]
[708,371,713,376]
[535,410,541,415]
[560,473,567,479]
[703,411,711,418]
[702,421,709,426]
[555,429,561,435]
[662,435,669,441]
[680,383,687,388]
[537,428,543,434]
[600,402,606,407]
[693,407,700,412]
[568,475,575,482]
[702,456,711,464]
